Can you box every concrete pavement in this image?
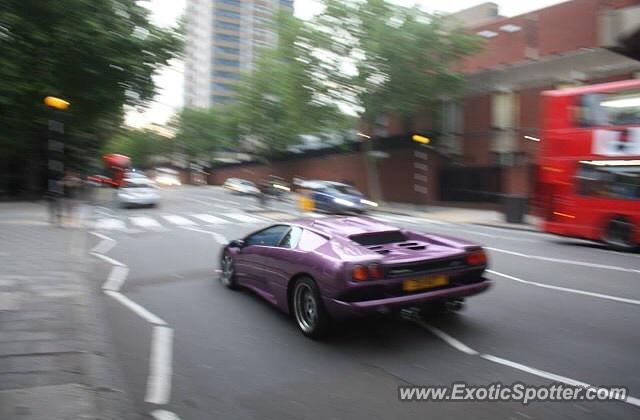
[0,202,133,419]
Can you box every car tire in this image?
[219,250,238,290]
[604,216,637,251]
[291,277,330,339]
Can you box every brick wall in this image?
[208,147,443,204]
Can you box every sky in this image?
[125,0,568,128]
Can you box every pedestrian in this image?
[62,171,82,226]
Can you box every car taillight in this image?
[466,249,487,266]
[352,265,369,281]
[368,263,383,279]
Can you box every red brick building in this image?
[210,0,640,206]
[378,0,640,202]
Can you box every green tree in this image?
[102,129,171,169]
[309,0,481,121]
[172,107,238,161]
[234,12,350,156]
[0,0,181,193]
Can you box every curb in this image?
[77,227,137,419]
[472,222,541,233]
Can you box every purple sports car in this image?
[219,216,492,338]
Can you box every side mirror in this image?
[228,239,245,249]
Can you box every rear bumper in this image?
[324,279,492,317]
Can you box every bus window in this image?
[576,162,640,199]
[578,91,640,127]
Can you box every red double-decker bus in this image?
[537,79,640,250]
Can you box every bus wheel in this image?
[604,217,636,251]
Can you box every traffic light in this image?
[412,134,430,144]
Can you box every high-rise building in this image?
[184,0,294,108]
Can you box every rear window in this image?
[349,231,408,246]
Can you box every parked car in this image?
[117,175,160,208]
[223,178,260,195]
[154,168,181,187]
[218,216,491,338]
[304,181,378,214]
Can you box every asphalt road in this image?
[87,186,640,420]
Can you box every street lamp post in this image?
[43,96,70,223]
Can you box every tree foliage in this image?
[172,107,239,159]
[102,129,171,169]
[233,12,351,155]
[309,0,481,121]
[0,0,182,164]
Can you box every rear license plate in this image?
[402,275,449,292]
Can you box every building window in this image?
[492,91,517,130]
[215,33,240,43]
[220,0,241,6]
[212,95,234,104]
[215,46,240,55]
[215,58,240,67]
[216,20,240,31]
[213,82,235,93]
[216,9,241,20]
[214,71,241,80]
[280,0,294,8]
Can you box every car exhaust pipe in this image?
[445,299,465,312]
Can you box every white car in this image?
[223,178,260,195]
[117,176,160,208]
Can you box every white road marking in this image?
[184,197,210,205]
[151,409,181,420]
[488,269,640,306]
[162,215,196,226]
[487,247,640,274]
[94,218,126,231]
[481,354,640,408]
[129,216,166,231]
[192,214,229,224]
[103,290,167,325]
[183,226,229,244]
[223,212,266,223]
[102,266,129,292]
[414,320,478,355]
[91,252,125,267]
[89,231,117,253]
[145,326,174,405]
[416,321,640,408]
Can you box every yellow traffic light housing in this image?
[44,96,70,110]
[412,134,430,144]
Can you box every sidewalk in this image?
[0,202,131,419]
[377,202,541,232]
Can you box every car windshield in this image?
[349,231,408,246]
[331,184,362,196]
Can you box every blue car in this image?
[304,181,379,214]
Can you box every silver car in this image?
[223,178,260,195]
[117,176,160,208]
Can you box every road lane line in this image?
[94,218,126,231]
[414,320,478,355]
[192,214,229,224]
[162,215,196,226]
[102,266,129,292]
[103,290,167,325]
[151,410,181,420]
[183,226,229,244]
[223,212,266,223]
[89,231,117,253]
[129,216,166,231]
[91,252,125,267]
[145,326,174,405]
[481,354,640,408]
[487,247,640,274]
[416,322,640,407]
[488,269,640,306]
